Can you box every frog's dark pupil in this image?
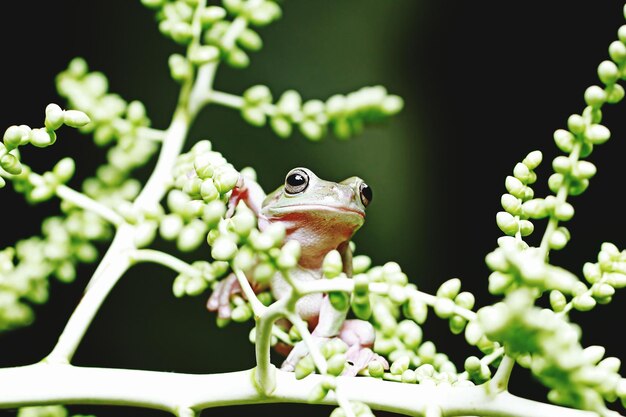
[288,174,306,186]
[361,184,373,204]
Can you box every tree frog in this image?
[207,167,388,376]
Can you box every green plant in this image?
[1,2,625,417]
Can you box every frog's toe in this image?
[343,346,389,377]
[206,273,240,319]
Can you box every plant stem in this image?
[0,363,604,417]
[253,298,288,395]
[298,278,477,321]
[233,268,267,317]
[489,355,515,393]
[130,249,201,279]
[55,184,124,226]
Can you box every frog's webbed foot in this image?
[206,273,241,319]
[280,336,329,372]
[339,319,389,376]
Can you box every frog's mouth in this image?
[267,204,365,218]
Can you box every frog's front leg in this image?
[226,174,267,219]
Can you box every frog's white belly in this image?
[271,266,323,321]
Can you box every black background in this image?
[1,1,625,416]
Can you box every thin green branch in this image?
[56,184,125,226]
[489,355,516,393]
[129,249,201,278]
[233,268,267,317]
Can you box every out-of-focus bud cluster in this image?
[239,85,403,141]
[0,206,110,332]
[477,288,626,413]
[56,58,155,208]
[141,0,280,78]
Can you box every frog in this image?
[207,167,388,376]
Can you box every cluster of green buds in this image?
[144,0,279,76]
[495,151,542,240]
[0,207,110,331]
[295,339,350,379]
[478,289,626,414]
[167,140,300,325]
[485,241,581,296]
[56,59,157,206]
[550,242,626,313]
[1,103,89,194]
[240,85,404,141]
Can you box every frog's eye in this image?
[359,182,373,207]
[285,169,309,194]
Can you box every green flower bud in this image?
[201,6,226,24]
[390,355,410,375]
[168,54,193,82]
[352,255,371,274]
[231,304,253,322]
[253,262,275,284]
[554,202,574,222]
[449,315,467,335]
[552,156,571,174]
[553,129,575,152]
[436,278,461,299]
[327,353,347,376]
[567,114,586,135]
[496,211,518,236]
[238,28,263,51]
[609,40,626,63]
[277,90,302,116]
[418,341,436,363]
[549,290,567,312]
[400,369,417,384]
[170,21,194,44]
[231,210,256,237]
[45,103,65,130]
[592,283,615,299]
[189,45,220,66]
[62,110,91,128]
[213,166,239,194]
[513,162,531,183]
[574,160,596,180]
[382,95,404,115]
[0,176,5,188]
[299,120,324,141]
[407,295,428,324]
[3,125,26,150]
[295,355,315,380]
[269,116,292,138]
[398,320,422,349]
[0,153,22,175]
[173,275,189,297]
[211,236,238,260]
[185,275,208,296]
[549,229,568,250]
[368,360,385,378]
[329,291,349,310]
[455,291,475,309]
[226,47,250,68]
[500,194,521,215]
[133,221,158,248]
[202,200,227,228]
[597,60,619,85]
[277,240,301,269]
[177,220,206,252]
[434,298,455,319]
[585,124,610,144]
[52,157,75,183]
[584,85,607,108]
[323,250,343,278]
[547,174,563,194]
[504,176,524,198]
[29,128,56,147]
[488,271,513,294]
[573,294,596,311]
[606,84,625,104]
[519,220,534,236]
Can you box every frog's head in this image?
[261,167,372,236]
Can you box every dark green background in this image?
[1,1,625,416]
